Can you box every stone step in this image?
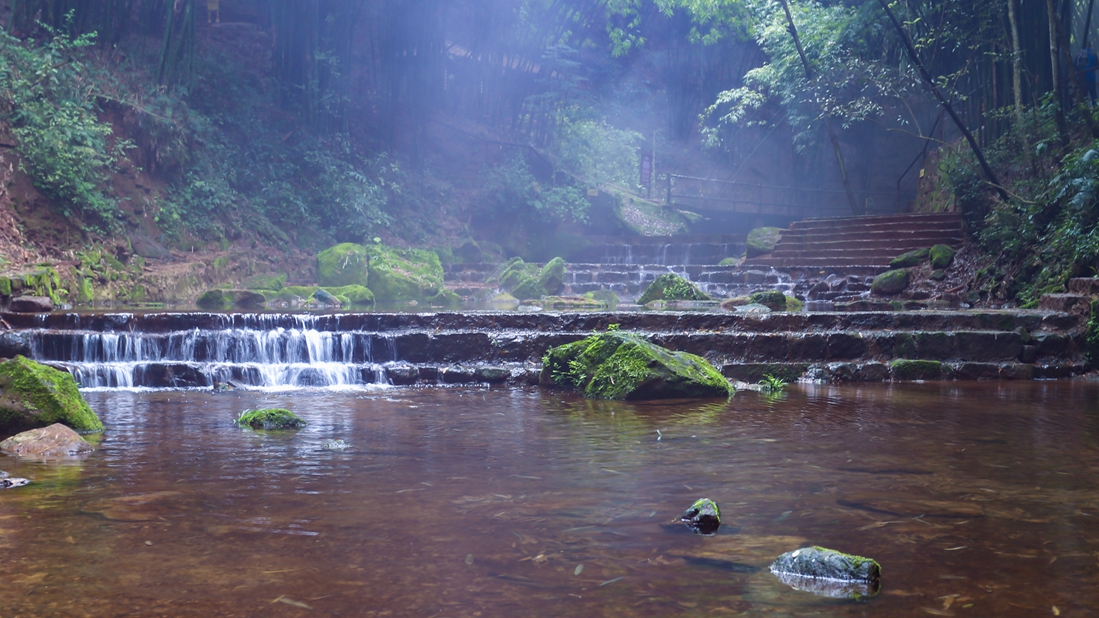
[789,213,963,232]
[748,257,895,268]
[1068,278,1099,295]
[774,234,966,251]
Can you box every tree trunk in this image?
[1007,0,1025,129]
[875,0,1008,201]
[1084,0,1095,48]
[1046,0,1070,147]
[777,0,862,216]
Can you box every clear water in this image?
[2,381,1099,616]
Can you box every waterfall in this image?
[20,315,398,390]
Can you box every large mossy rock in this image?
[236,408,306,430]
[0,356,103,433]
[680,498,722,535]
[366,244,451,303]
[889,248,929,268]
[540,331,732,400]
[871,269,909,295]
[497,257,545,300]
[637,274,709,305]
[196,289,267,310]
[929,244,956,269]
[746,227,783,258]
[749,290,787,311]
[325,285,375,307]
[538,257,567,296]
[317,243,370,288]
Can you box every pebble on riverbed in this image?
[770,546,881,600]
[680,498,722,535]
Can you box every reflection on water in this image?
[2,382,1099,616]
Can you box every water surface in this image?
[2,382,1099,616]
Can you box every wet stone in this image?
[680,498,721,535]
[9,296,53,313]
[385,363,419,386]
[321,439,350,450]
[474,366,510,383]
[770,546,881,600]
[0,423,94,459]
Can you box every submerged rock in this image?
[236,408,306,430]
[321,439,350,450]
[770,546,881,600]
[0,423,94,458]
[1,476,30,488]
[637,274,709,305]
[680,498,722,535]
[540,331,732,400]
[0,356,104,432]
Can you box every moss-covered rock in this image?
[0,276,11,296]
[680,498,721,535]
[637,274,709,305]
[929,244,956,270]
[891,359,946,380]
[540,331,732,400]
[750,290,787,311]
[585,289,619,308]
[196,289,232,310]
[538,257,566,295]
[74,277,94,304]
[542,295,604,309]
[746,227,783,258]
[366,245,447,302]
[325,285,375,307]
[889,248,930,268]
[497,257,546,300]
[317,243,370,288]
[871,269,909,295]
[770,546,880,600]
[236,408,306,430]
[0,356,103,433]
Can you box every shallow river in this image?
[2,381,1099,617]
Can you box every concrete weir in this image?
[0,308,1088,389]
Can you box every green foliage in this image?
[482,155,590,225]
[236,408,306,430]
[759,373,787,392]
[638,273,709,304]
[0,26,127,231]
[1087,300,1099,368]
[555,117,642,189]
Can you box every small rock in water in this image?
[734,303,771,314]
[680,498,721,535]
[0,423,94,459]
[770,546,881,600]
[1,477,30,488]
[321,439,350,450]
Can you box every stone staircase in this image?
[5,308,1086,386]
[747,212,966,268]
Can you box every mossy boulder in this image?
[540,331,732,400]
[749,290,787,311]
[538,257,567,295]
[196,289,232,310]
[0,356,103,433]
[497,257,546,300]
[889,248,930,268]
[366,245,447,302]
[929,244,956,270]
[680,498,722,535]
[871,269,909,295]
[0,276,11,296]
[770,546,880,600]
[236,408,306,430]
[317,243,370,288]
[542,295,604,309]
[637,274,709,305]
[746,227,783,258]
[325,285,375,307]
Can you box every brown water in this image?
[2,382,1099,617]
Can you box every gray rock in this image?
[321,439,350,450]
[9,296,53,313]
[680,498,721,535]
[0,423,94,459]
[770,546,880,600]
[1,477,29,488]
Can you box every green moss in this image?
[1086,299,1099,367]
[0,356,103,432]
[316,243,370,288]
[785,295,804,312]
[236,408,306,430]
[871,269,909,295]
[196,289,231,310]
[811,546,881,573]
[541,332,731,400]
[365,244,446,302]
[243,273,287,291]
[638,274,709,305]
[75,278,94,304]
[889,248,929,268]
[278,286,320,300]
[0,277,10,296]
[745,227,783,258]
[718,257,740,266]
[538,257,566,295]
[891,359,946,380]
[749,290,787,311]
[929,244,956,270]
[324,285,374,306]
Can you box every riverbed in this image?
[2,381,1098,616]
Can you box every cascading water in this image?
[17,313,397,390]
